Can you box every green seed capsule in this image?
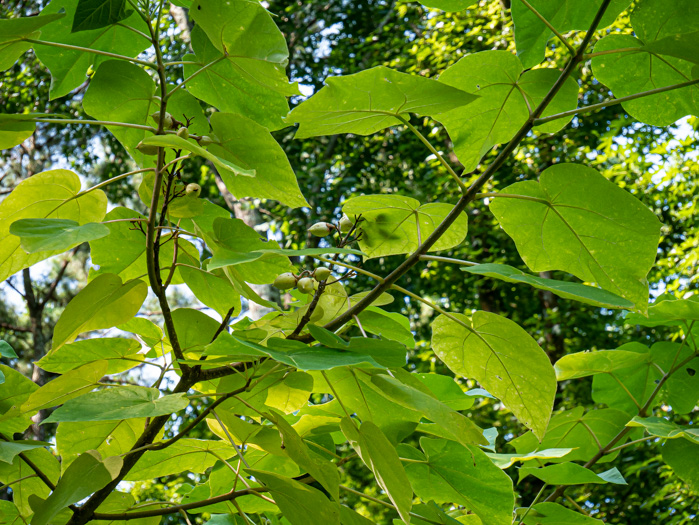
[297,277,315,294]
[150,111,174,129]
[185,183,201,198]
[199,135,215,147]
[339,215,353,233]
[136,141,159,156]
[273,272,297,290]
[308,222,334,237]
[314,267,331,282]
[177,127,189,140]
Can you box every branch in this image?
[40,247,78,308]
[0,322,32,333]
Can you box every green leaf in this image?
[71,0,130,32]
[248,470,340,525]
[9,218,109,254]
[510,407,630,464]
[29,450,123,525]
[627,416,699,444]
[400,437,514,525]
[56,418,146,470]
[341,419,413,523]
[207,112,309,208]
[625,295,699,327]
[36,337,142,375]
[141,134,256,178]
[287,65,476,138]
[463,264,633,309]
[36,0,151,99]
[265,373,314,414]
[0,365,38,435]
[0,501,22,525]
[82,60,157,167]
[0,448,59,517]
[185,0,298,131]
[663,438,699,493]
[0,441,49,465]
[431,311,556,440]
[51,273,148,350]
[0,12,66,71]
[0,115,35,150]
[179,265,241,320]
[489,163,661,311]
[19,360,108,413]
[485,448,573,469]
[511,0,630,68]
[267,411,340,500]
[414,373,475,411]
[171,308,222,355]
[370,374,487,446]
[554,350,651,381]
[436,51,579,171]
[520,502,603,525]
[43,386,189,423]
[519,464,626,486]
[357,307,415,348]
[0,341,17,359]
[592,0,699,126]
[0,169,107,283]
[417,1,475,11]
[207,247,361,271]
[343,194,468,259]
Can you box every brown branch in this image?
[39,247,78,308]
[0,322,32,333]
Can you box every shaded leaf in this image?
[72,0,130,32]
[520,502,603,524]
[519,464,626,485]
[10,218,109,254]
[662,438,699,493]
[626,416,699,444]
[0,12,66,72]
[555,350,650,381]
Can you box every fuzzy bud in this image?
[176,127,189,140]
[308,222,334,237]
[198,135,215,147]
[297,277,315,294]
[150,111,174,129]
[339,215,353,233]
[185,183,201,198]
[273,272,297,290]
[314,267,331,282]
[136,141,159,156]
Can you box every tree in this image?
[0,0,698,524]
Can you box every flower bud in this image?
[198,135,215,147]
[297,277,315,294]
[273,272,297,290]
[339,215,353,233]
[136,141,159,156]
[314,267,331,282]
[150,111,174,129]
[176,127,189,140]
[185,183,201,198]
[308,222,334,237]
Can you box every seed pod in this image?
[339,215,353,233]
[308,222,335,237]
[273,272,297,290]
[314,267,331,282]
[297,277,315,294]
[176,127,189,140]
[198,135,215,147]
[136,141,159,156]
[150,111,174,129]
[185,183,201,198]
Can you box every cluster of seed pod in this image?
[273,266,332,294]
[135,111,217,155]
[308,215,354,237]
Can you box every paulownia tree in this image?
[0,0,698,523]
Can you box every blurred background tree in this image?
[1,0,696,522]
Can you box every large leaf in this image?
[185,0,298,131]
[51,273,147,350]
[125,439,236,481]
[511,0,631,68]
[400,438,514,525]
[9,218,109,254]
[519,464,626,485]
[0,114,35,150]
[370,373,486,446]
[36,0,150,99]
[489,163,661,311]
[431,311,556,440]
[179,264,241,320]
[0,169,107,283]
[287,66,476,138]
[341,419,413,523]
[554,349,651,381]
[30,450,123,525]
[208,112,309,208]
[662,439,699,493]
[625,295,699,327]
[485,448,573,469]
[82,60,157,167]
[36,337,142,375]
[0,441,50,465]
[248,470,340,525]
[71,0,130,32]
[43,386,189,423]
[464,263,633,309]
[0,365,38,435]
[0,448,59,517]
[436,51,579,172]
[0,12,66,72]
[626,416,699,444]
[510,407,630,465]
[520,503,603,525]
[343,194,468,259]
[592,0,699,126]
